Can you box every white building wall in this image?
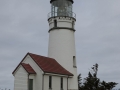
[49,17,75,29]
[14,66,28,90]
[48,17,78,89]
[52,76,60,90]
[29,75,36,90]
[63,77,67,90]
[48,29,76,69]
[23,55,43,90]
[44,75,68,90]
[43,75,49,90]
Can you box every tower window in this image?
[72,21,74,28]
[60,77,63,90]
[29,79,33,90]
[49,76,52,89]
[54,20,57,27]
[73,56,76,68]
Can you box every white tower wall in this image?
[48,17,78,89]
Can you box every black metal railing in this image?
[48,12,76,19]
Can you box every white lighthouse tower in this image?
[12,0,78,90]
[48,0,78,89]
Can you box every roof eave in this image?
[44,72,74,77]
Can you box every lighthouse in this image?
[48,0,78,89]
[12,0,78,90]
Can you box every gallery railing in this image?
[48,12,76,19]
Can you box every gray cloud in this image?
[0,0,120,89]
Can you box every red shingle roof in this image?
[29,53,73,76]
[21,63,36,74]
[12,53,73,76]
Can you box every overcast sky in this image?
[0,0,120,89]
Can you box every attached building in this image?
[13,53,74,90]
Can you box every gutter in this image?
[42,73,45,90]
[28,73,30,90]
[67,76,69,90]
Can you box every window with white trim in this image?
[29,79,33,90]
[60,77,63,90]
[72,21,74,28]
[73,56,76,67]
[49,76,52,89]
[54,20,57,27]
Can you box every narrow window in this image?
[61,77,63,90]
[73,56,76,68]
[29,79,33,90]
[72,21,74,28]
[54,20,57,27]
[49,76,52,89]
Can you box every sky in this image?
[0,0,120,89]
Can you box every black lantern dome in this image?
[48,0,76,19]
[50,0,74,3]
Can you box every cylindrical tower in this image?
[48,0,78,89]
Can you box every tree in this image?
[78,63,118,90]
[78,74,84,90]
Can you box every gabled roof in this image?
[21,63,36,74]
[12,53,73,76]
[29,53,73,76]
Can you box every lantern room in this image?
[48,0,76,18]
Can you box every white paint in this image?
[14,55,43,90]
[44,75,68,90]
[48,17,78,90]
[44,73,72,77]
[29,74,36,90]
[14,65,28,90]
[49,17,75,29]
[23,55,43,90]
[13,16,78,90]
[13,54,77,90]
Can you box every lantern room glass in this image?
[51,0,73,17]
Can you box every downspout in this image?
[67,76,69,90]
[28,73,30,90]
[42,73,45,90]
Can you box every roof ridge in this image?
[28,52,55,60]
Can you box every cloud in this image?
[0,0,120,89]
